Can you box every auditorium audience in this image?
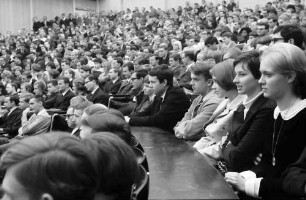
[0,1,306,199]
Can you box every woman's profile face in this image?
[233,63,260,97]
[259,56,291,101]
[211,75,227,98]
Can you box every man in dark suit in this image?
[54,77,75,111]
[44,80,62,109]
[85,75,108,106]
[128,66,190,132]
[0,95,23,138]
[158,46,169,65]
[102,68,122,95]
[178,51,194,91]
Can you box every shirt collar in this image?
[274,99,306,120]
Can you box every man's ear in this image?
[287,38,295,45]
[40,193,53,200]
[162,79,168,86]
[207,79,213,86]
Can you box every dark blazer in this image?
[222,94,276,172]
[44,92,62,109]
[129,86,191,132]
[117,80,133,95]
[86,87,109,106]
[253,107,306,199]
[0,108,23,138]
[54,89,75,111]
[177,68,192,90]
[102,79,122,95]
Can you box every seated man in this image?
[0,95,23,138]
[127,66,191,132]
[0,133,97,200]
[174,62,222,141]
[54,77,75,111]
[71,99,93,138]
[44,79,62,109]
[85,74,108,106]
[101,67,122,95]
[18,95,51,136]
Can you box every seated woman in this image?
[225,43,306,199]
[200,51,276,173]
[193,59,244,151]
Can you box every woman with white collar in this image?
[225,43,306,199]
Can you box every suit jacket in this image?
[0,108,23,138]
[102,79,122,95]
[44,92,62,109]
[129,86,191,132]
[174,90,222,141]
[117,80,133,95]
[222,94,276,172]
[177,68,192,90]
[54,89,76,111]
[86,87,109,106]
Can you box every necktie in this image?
[192,98,203,118]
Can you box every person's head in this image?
[182,51,195,65]
[29,95,45,114]
[148,66,173,96]
[233,51,261,98]
[149,55,159,67]
[72,100,93,128]
[272,25,304,49]
[84,75,99,92]
[257,22,269,37]
[169,53,181,68]
[72,78,86,95]
[158,46,168,58]
[108,67,120,81]
[6,83,17,95]
[82,132,137,200]
[58,77,70,93]
[259,43,306,101]
[223,47,242,60]
[131,69,148,90]
[221,32,233,45]
[80,112,132,145]
[65,107,76,129]
[4,95,19,110]
[210,59,237,98]
[122,62,134,79]
[0,133,97,200]
[33,81,46,96]
[205,36,219,51]
[47,80,58,94]
[278,14,290,26]
[190,62,214,96]
[19,93,34,110]
[80,65,91,79]
[20,82,32,94]
[64,69,75,79]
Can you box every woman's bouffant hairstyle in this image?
[82,132,138,200]
[261,43,306,99]
[210,59,237,91]
[0,133,98,200]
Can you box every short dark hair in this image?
[233,51,261,79]
[205,36,219,46]
[190,62,214,81]
[122,62,134,71]
[47,79,58,86]
[86,74,99,85]
[9,95,19,106]
[58,77,70,85]
[170,53,182,62]
[134,69,148,79]
[183,51,195,62]
[0,133,97,200]
[46,61,56,69]
[149,65,173,86]
[273,25,304,49]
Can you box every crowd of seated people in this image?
[0,0,306,199]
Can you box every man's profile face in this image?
[190,73,211,95]
[148,75,165,96]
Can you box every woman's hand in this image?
[225,172,246,193]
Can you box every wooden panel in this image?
[75,0,97,11]
[0,0,31,34]
[32,0,74,22]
